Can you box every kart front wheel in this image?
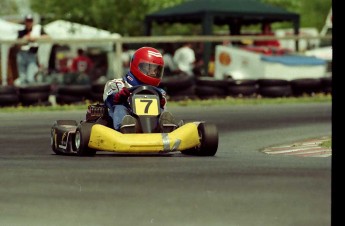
[74,123,96,156]
[182,123,218,156]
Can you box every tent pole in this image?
[202,13,213,77]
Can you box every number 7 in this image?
[140,99,153,113]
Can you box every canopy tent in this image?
[44,20,121,39]
[145,0,300,34]
[42,20,121,79]
[0,19,24,40]
[145,0,300,74]
[0,19,23,85]
[43,19,121,68]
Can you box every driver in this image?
[103,46,176,132]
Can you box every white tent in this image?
[0,19,23,40]
[0,19,23,85]
[44,19,120,39]
[42,20,121,78]
[1,19,121,85]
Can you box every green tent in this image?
[145,0,300,74]
[145,0,300,35]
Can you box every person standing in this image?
[173,42,196,77]
[16,14,48,85]
[254,22,280,47]
[70,48,94,84]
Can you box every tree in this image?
[263,0,331,31]
[0,0,19,18]
[30,0,331,36]
[30,0,183,36]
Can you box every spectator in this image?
[173,42,196,76]
[16,14,49,85]
[160,44,178,75]
[254,22,280,47]
[70,48,93,84]
[193,42,205,76]
[121,44,134,74]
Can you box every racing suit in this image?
[103,77,167,130]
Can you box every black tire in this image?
[195,85,227,98]
[323,86,332,94]
[257,79,289,86]
[159,74,194,92]
[168,85,198,101]
[17,83,51,94]
[259,85,292,98]
[195,77,229,89]
[181,123,218,156]
[57,85,92,96]
[320,77,332,86]
[19,92,50,106]
[0,94,19,106]
[56,94,86,105]
[320,77,332,94]
[90,92,104,102]
[91,82,106,93]
[74,123,96,156]
[0,85,18,95]
[228,79,257,86]
[290,78,322,96]
[228,85,258,96]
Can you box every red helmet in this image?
[130,47,164,86]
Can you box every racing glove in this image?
[160,97,167,109]
[114,87,130,104]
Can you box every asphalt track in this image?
[0,102,331,226]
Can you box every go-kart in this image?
[51,85,218,156]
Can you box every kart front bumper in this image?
[88,122,201,153]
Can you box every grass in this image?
[0,93,331,112]
[172,93,332,106]
[320,139,332,149]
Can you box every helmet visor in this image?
[138,63,163,79]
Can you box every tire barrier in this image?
[194,77,229,99]
[259,85,293,98]
[167,85,198,101]
[0,75,332,107]
[227,79,258,97]
[159,74,195,93]
[195,85,227,99]
[90,82,106,103]
[17,83,51,106]
[290,78,323,96]
[257,79,292,98]
[160,76,332,100]
[159,74,196,100]
[320,77,332,94]
[55,84,92,105]
[0,85,19,107]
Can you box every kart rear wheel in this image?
[74,123,96,156]
[182,123,218,156]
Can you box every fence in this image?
[0,34,332,85]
